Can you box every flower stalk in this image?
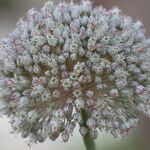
[81,109,96,150]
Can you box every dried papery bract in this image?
[0,0,150,147]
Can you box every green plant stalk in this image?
[81,109,96,150]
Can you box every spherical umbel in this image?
[0,0,150,144]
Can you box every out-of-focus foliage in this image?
[0,0,13,9]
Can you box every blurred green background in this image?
[0,0,150,150]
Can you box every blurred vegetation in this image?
[97,137,138,150]
[0,0,13,10]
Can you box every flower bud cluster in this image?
[0,0,150,144]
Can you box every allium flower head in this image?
[0,0,150,144]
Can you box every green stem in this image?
[81,109,96,150]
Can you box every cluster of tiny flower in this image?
[0,0,150,144]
